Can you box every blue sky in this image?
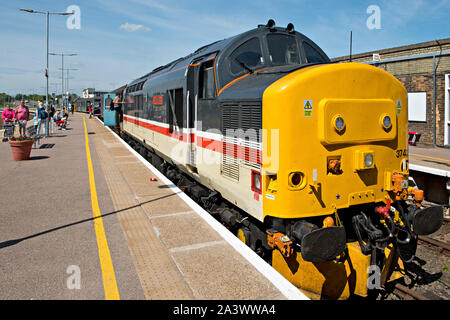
[0,0,448,96]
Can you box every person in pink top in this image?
[15,100,29,137]
[2,104,15,122]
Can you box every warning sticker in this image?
[303,100,313,117]
[396,100,402,115]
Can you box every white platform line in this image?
[97,118,309,300]
[410,164,450,178]
[169,240,228,253]
[149,210,196,219]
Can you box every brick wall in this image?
[333,38,450,146]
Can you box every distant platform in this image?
[408,145,450,205]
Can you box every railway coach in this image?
[109,20,444,299]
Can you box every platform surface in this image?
[409,145,450,177]
[0,113,303,300]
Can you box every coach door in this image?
[186,61,200,168]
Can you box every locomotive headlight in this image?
[332,115,345,132]
[364,153,374,167]
[354,150,375,171]
[381,114,392,130]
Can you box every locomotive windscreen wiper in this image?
[234,58,254,74]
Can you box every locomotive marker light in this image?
[381,114,392,130]
[364,153,374,167]
[332,114,345,132]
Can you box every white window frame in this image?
[408,92,427,122]
[445,74,450,146]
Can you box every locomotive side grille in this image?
[221,102,262,177]
[240,103,262,168]
[240,103,262,142]
[221,104,240,181]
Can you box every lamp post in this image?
[49,53,77,109]
[19,9,74,109]
[59,68,78,106]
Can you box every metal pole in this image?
[46,11,49,107]
[433,55,436,146]
[45,11,50,137]
[349,31,352,62]
[62,55,64,109]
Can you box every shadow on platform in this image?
[0,192,177,249]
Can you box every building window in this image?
[408,92,427,122]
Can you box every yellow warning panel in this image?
[303,100,313,117]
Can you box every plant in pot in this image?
[8,135,34,161]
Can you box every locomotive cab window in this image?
[267,34,300,65]
[229,37,263,75]
[303,42,327,63]
[199,60,216,99]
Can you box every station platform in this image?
[0,113,306,300]
[409,145,450,177]
[408,145,450,206]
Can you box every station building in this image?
[333,38,450,147]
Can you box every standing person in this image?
[2,104,15,122]
[2,104,15,141]
[88,101,93,119]
[41,104,49,137]
[15,100,29,137]
[33,103,42,135]
[48,104,56,134]
[113,94,122,125]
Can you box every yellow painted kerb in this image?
[83,116,120,300]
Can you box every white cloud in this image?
[119,22,151,32]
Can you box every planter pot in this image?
[8,139,33,161]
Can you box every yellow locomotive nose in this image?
[262,62,408,220]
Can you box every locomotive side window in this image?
[229,37,263,75]
[267,34,300,65]
[303,42,327,63]
[199,60,216,99]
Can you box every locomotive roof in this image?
[126,25,321,87]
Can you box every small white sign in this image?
[266,194,275,200]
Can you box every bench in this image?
[408,131,421,146]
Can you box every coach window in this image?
[229,37,263,76]
[267,34,300,65]
[303,42,327,63]
[199,60,216,99]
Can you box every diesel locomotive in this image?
[105,20,444,299]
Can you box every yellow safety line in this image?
[83,116,120,300]
[410,153,450,163]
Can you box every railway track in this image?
[393,283,430,300]
[418,235,450,256]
